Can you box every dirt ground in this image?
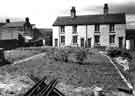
[4,47,43,62]
[0,47,130,95]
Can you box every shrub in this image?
[107,47,132,60]
[94,45,106,51]
[85,48,95,55]
[75,49,87,64]
[107,48,122,57]
[54,49,69,62]
[121,51,132,60]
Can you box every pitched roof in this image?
[2,21,25,28]
[53,13,126,26]
[0,23,6,27]
[126,29,135,33]
[32,28,52,41]
[39,28,52,35]
[38,28,52,38]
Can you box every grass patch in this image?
[0,47,127,92]
[107,47,132,60]
[4,47,45,62]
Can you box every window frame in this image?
[109,24,115,32]
[72,25,77,34]
[88,38,91,48]
[109,35,115,44]
[60,26,65,33]
[60,36,65,44]
[95,24,100,32]
[72,35,78,44]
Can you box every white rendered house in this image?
[53,4,135,50]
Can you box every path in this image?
[99,51,134,93]
[13,52,46,65]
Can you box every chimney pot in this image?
[104,3,109,15]
[6,19,10,23]
[25,17,29,23]
[70,6,76,18]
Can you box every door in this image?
[80,38,84,47]
[54,39,58,47]
[88,38,91,48]
[130,39,135,50]
[118,37,123,48]
[134,40,135,50]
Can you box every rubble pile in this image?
[0,73,33,96]
[114,57,129,71]
[0,73,106,96]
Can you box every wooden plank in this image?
[27,74,65,96]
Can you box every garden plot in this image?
[0,48,129,96]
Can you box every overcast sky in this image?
[0,0,135,28]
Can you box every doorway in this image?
[130,39,135,50]
[88,38,91,48]
[126,29,135,50]
[118,37,123,48]
[54,39,58,47]
[80,38,84,48]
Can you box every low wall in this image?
[0,39,19,50]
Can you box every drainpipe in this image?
[125,31,127,49]
[59,27,60,47]
[85,25,88,48]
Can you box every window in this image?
[94,35,100,44]
[73,36,78,44]
[60,26,65,33]
[60,36,65,44]
[109,24,115,32]
[72,25,77,33]
[95,24,100,32]
[109,35,115,44]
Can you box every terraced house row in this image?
[53,3,135,50]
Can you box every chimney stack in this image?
[6,19,10,23]
[70,6,76,18]
[104,3,109,15]
[25,17,30,23]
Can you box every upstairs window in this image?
[72,25,77,33]
[60,26,65,33]
[109,24,115,32]
[95,24,100,32]
[72,36,78,44]
[109,35,115,44]
[60,36,65,44]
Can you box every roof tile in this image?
[53,13,126,26]
[3,21,25,28]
